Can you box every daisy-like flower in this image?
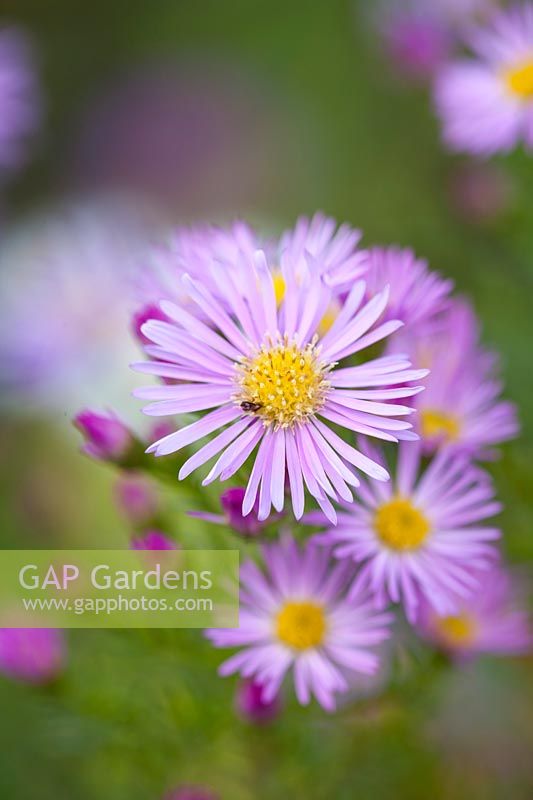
[206,537,392,711]
[417,565,531,659]
[435,4,533,156]
[312,442,501,622]
[389,298,518,457]
[361,246,453,331]
[134,249,427,523]
[0,27,40,173]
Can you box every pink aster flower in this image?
[435,4,533,156]
[206,537,392,711]
[389,297,518,458]
[360,246,453,331]
[417,565,532,659]
[134,250,427,523]
[312,442,501,623]
[0,27,40,173]
[0,628,65,683]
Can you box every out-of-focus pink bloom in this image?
[130,530,177,551]
[375,0,491,81]
[0,199,155,417]
[449,163,513,224]
[389,297,518,458]
[71,62,287,215]
[0,27,40,173]
[435,4,533,156]
[235,678,282,723]
[74,409,133,461]
[381,11,451,80]
[164,787,218,800]
[114,473,159,524]
[361,246,453,331]
[0,628,65,683]
[417,566,532,659]
[189,487,265,537]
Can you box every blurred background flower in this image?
[0,196,157,419]
[0,27,40,178]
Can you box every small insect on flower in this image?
[240,401,263,413]
[134,232,427,523]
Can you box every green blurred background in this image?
[1,1,532,798]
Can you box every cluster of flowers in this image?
[77,210,527,715]
[378,1,533,157]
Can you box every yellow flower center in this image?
[272,271,286,306]
[434,613,477,646]
[276,601,326,650]
[317,300,341,336]
[420,409,461,442]
[374,498,430,551]
[235,336,331,428]
[504,60,533,98]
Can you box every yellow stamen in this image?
[235,335,331,428]
[374,497,430,551]
[272,271,286,306]
[420,409,461,442]
[276,600,326,650]
[434,613,477,646]
[504,60,533,98]
[317,300,341,337]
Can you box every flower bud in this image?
[235,679,281,724]
[164,787,218,800]
[132,304,167,345]
[130,530,177,551]
[74,409,133,461]
[115,473,159,524]
[0,628,65,683]
[220,487,263,536]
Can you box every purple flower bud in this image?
[74,409,133,461]
[235,679,281,724]
[0,628,65,683]
[220,487,263,536]
[164,787,218,800]
[132,303,167,345]
[383,16,450,81]
[115,473,159,524]
[130,530,177,551]
[450,164,513,225]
